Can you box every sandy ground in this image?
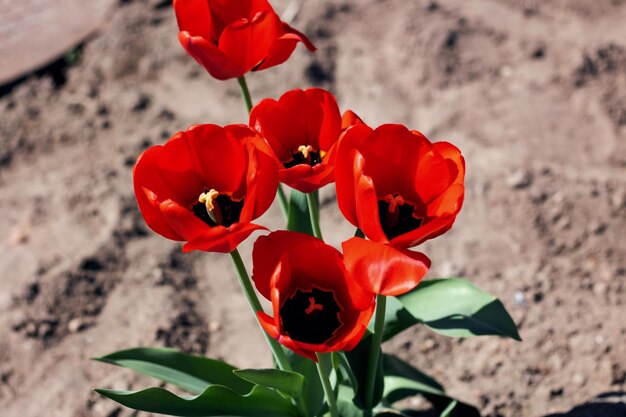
[1,0,625,416]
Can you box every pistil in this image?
[378,193,424,240]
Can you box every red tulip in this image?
[253,231,375,360]
[336,124,465,248]
[174,0,316,80]
[249,88,362,193]
[133,124,278,253]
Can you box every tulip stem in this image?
[277,184,289,220]
[229,249,291,372]
[306,192,323,240]
[364,294,386,416]
[316,353,339,417]
[237,76,254,113]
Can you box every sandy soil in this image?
[1,0,625,416]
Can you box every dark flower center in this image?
[280,288,341,344]
[192,190,243,227]
[283,145,324,168]
[378,193,424,240]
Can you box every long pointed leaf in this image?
[382,354,479,417]
[96,384,298,417]
[385,278,521,341]
[286,349,325,417]
[94,347,252,395]
[382,354,445,403]
[233,368,304,398]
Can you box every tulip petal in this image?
[182,222,266,253]
[159,199,210,242]
[432,141,466,185]
[218,11,284,75]
[341,110,364,131]
[239,132,279,222]
[208,0,275,36]
[342,238,431,296]
[279,163,334,194]
[133,147,184,241]
[352,151,389,244]
[179,32,243,80]
[257,311,280,339]
[283,22,317,52]
[173,0,214,40]
[277,334,318,362]
[254,22,317,71]
[185,124,248,196]
[335,124,375,227]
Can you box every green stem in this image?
[306,192,323,240]
[229,249,291,371]
[316,353,339,417]
[237,76,253,113]
[277,184,289,220]
[364,295,386,416]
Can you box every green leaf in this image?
[382,354,445,404]
[233,368,304,398]
[286,189,314,234]
[344,333,384,409]
[380,296,417,341]
[337,384,364,417]
[93,347,252,395]
[440,400,458,417]
[95,384,298,417]
[381,354,480,417]
[385,278,521,341]
[285,349,325,417]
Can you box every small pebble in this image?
[514,291,526,306]
[573,373,586,386]
[68,318,84,333]
[209,320,221,332]
[8,228,29,245]
[507,170,533,189]
[420,338,437,352]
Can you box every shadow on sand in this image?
[385,391,626,417]
[543,392,626,417]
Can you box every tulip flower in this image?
[133,124,278,253]
[173,0,316,80]
[335,124,465,248]
[252,231,375,360]
[250,88,362,193]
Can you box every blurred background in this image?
[0,0,625,416]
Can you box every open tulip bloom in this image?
[253,231,375,361]
[133,124,278,253]
[250,88,362,193]
[336,123,466,248]
[96,2,521,417]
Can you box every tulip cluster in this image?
[97,2,519,417]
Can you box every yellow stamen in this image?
[384,193,405,212]
[320,150,327,158]
[198,189,219,212]
[298,145,314,159]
